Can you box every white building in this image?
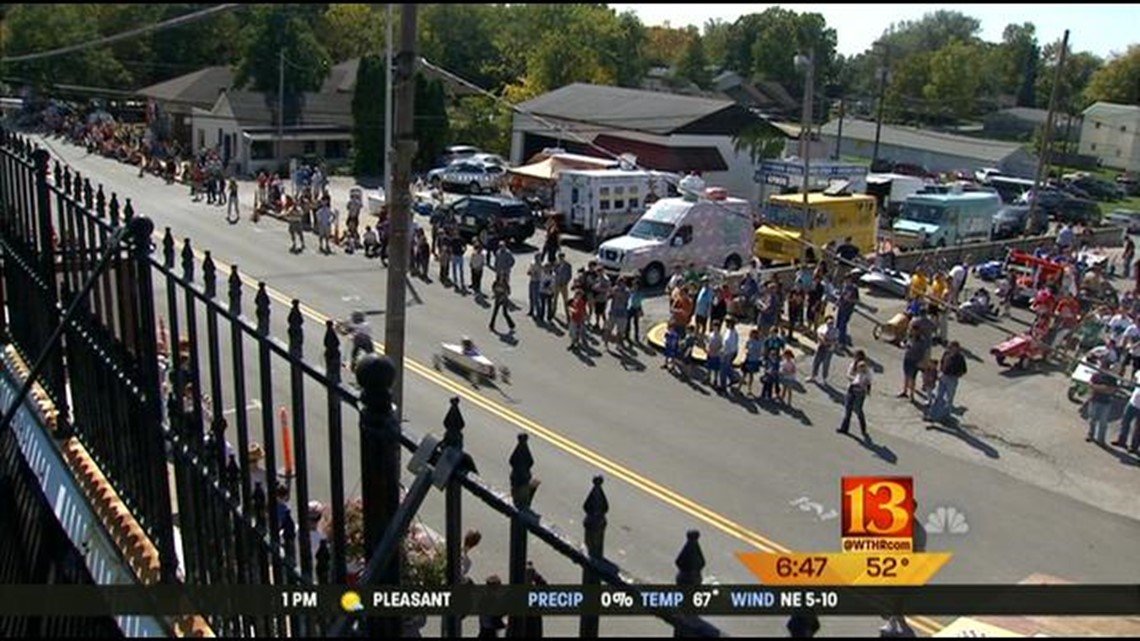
[1079,102,1140,172]
[511,83,791,202]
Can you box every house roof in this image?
[136,66,234,109]
[990,107,1051,124]
[820,118,1027,163]
[319,57,479,96]
[209,90,353,130]
[517,83,748,136]
[1082,101,1140,118]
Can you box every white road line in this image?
[221,399,262,416]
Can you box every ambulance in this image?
[596,176,753,288]
[553,168,678,245]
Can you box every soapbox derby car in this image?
[432,341,511,387]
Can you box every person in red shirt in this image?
[568,289,588,350]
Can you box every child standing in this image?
[662,324,680,370]
[760,347,781,401]
[742,329,763,396]
[779,349,798,407]
[569,290,588,350]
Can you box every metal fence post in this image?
[31,147,68,432]
[322,320,347,585]
[442,397,465,638]
[580,476,608,638]
[674,530,705,638]
[507,433,536,638]
[355,353,401,638]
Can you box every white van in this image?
[596,177,753,288]
[554,169,678,245]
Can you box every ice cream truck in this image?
[596,176,754,288]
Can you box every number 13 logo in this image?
[842,477,914,539]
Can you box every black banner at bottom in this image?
[0,585,1137,617]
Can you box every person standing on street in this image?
[450,233,467,293]
[1086,357,1116,444]
[925,341,967,422]
[838,350,873,438]
[948,259,968,306]
[694,278,714,335]
[836,275,860,349]
[494,244,515,284]
[527,255,544,319]
[1112,370,1140,452]
[286,198,305,253]
[554,253,573,323]
[626,280,644,343]
[316,198,334,254]
[720,316,741,391]
[489,276,516,334]
[226,177,240,223]
[469,242,485,297]
[810,315,838,386]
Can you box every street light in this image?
[794,51,814,260]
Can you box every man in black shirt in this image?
[925,341,967,421]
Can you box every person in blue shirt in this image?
[662,324,680,371]
[626,281,644,344]
[742,328,763,396]
[694,279,715,334]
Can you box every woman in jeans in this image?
[626,281,644,343]
[839,350,873,437]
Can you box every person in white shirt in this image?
[838,350,872,438]
[1114,378,1140,453]
[810,316,838,385]
[720,317,741,390]
[1120,317,1140,377]
[948,261,968,306]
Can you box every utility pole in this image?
[872,43,891,165]
[384,3,394,206]
[834,97,846,160]
[1028,30,1068,226]
[277,47,285,165]
[795,51,815,252]
[385,4,416,423]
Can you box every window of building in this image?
[1094,121,1101,129]
[1122,125,1128,133]
[251,140,274,160]
[303,141,317,154]
[197,129,205,149]
[1091,143,1097,151]
[325,140,348,159]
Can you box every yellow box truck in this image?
[754,193,878,265]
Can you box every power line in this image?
[1,4,244,64]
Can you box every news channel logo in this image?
[340,590,364,613]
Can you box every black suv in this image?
[444,196,536,245]
[1053,197,1102,225]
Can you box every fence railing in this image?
[0,128,722,637]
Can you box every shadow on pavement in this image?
[667,367,712,396]
[926,420,1000,459]
[1093,441,1140,467]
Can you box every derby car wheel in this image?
[467,369,479,386]
[994,353,1007,367]
[432,354,442,370]
[1067,384,1087,404]
[873,324,884,340]
[500,366,511,384]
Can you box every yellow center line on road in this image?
[176,237,944,635]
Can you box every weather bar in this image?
[0,585,1137,616]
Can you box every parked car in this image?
[471,153,508,168]
[1068,176,1122,202]
[429,160,507,194]
[437,144,480,167]
[1053,197,1102,225]
[443,195,536,246]
[1116,174,1140,196]
[991,204,1048,240]
[1017,188,1071,217]
[1105,209,1140,234]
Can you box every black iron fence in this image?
[0,128,721,637]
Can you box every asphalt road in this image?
[33,136,1140,638]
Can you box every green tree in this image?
[675,29,711,89]
[351,54,385,176]
[745,8,839,102]
[605,10,649,88]
[922,39,985,120]
[2,4,131,89]
[235,5,332,125]
[319,4,386,62]
[702,18,733,70]
[999,23,1039,108]
[732,121,787,164]
[645,24,694,68]
[878,10,981,58]
[448,95,512,155]
[413,74,450,172]
[1084,45,1140,106]
[883,51,933,123]
[1035,40,1102,113]
[421,4,505,91]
